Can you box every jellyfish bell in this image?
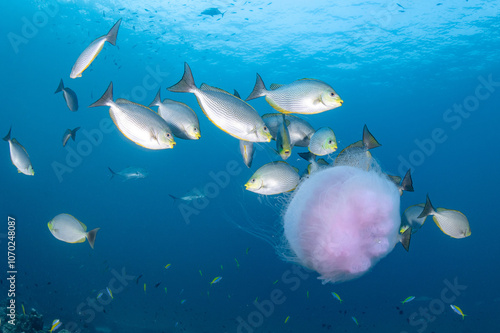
[281,157,408,284]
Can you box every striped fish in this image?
[168,63,272,143]
[246,74,343,114]
[245,161,300,195]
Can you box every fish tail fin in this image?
[400,226,411,252]
[246,73,267,101]
[298,151,316,162]
[169,194,179,203]
[105,18,122,46]
[222,10,227,18]
[418,194,436,218]
[362,124,381,150]
[89,82,113,108]
[401,169,414,192]
[3,127,12,142]
[87,228,100,249]
[149,88,162,107]
[167,62,196,93]
[108,167,117,179]
[71,127,80,141]
[54,79,64,94]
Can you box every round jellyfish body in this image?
[283,165,401,284]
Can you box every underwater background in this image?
[1,0,499,332]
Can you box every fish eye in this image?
[329,140,333,144]
[166,133,171,138]
[251,178,256,183]
[263,126,268,131]
[330,92,335,96]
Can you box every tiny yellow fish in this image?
[164,287,167,295]
[199,269,203,276]
[273,279,279,285]
[106,287,113,299]
[284,316,290,324]
[165,264,171,269]
[401,296,415,304]
[235,258,240,268]
[22,304,25,315]
[331,292,342,303]
[307,291,310,299]
[221,265,224,270]
[144,283,146,294]
[246,247,250,254]
[50,319,61,332]
[210,276,223,285]
[352,316,359,326]
[450,304,467,319]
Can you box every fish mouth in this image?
[194,133,201,139]
[338,99,344,105]
[244,183,250,190]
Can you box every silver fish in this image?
[308,127,337,156]
[245,161,300,195]
[262,113,315,147]
[47,213,100,249]
[169,188,206,202]
[62,127,80,147]
[246,74,343,114]
[334,125,381,169]
[418,195,471,239]
[70,18,122,79]
[167,63,272,143]
[89,82,175,150]
[55,79,78,111]
[149,89,201,140]
[108,166,148,181]
[3,127,34,176]
[400,204,426,235]
[239,140,255,168]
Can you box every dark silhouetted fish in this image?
[201,8,226,17]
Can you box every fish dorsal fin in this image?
[262,113,281,119]
[270,83,284,90]
[200,83,229,94]
[11,138,28,154]
[388,175,402,185]
[162,98,190,109]
[117,98,156,112]
[362,125,382,150]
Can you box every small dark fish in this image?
[396,3,405,9]
[154,282,161,288]
[54,79,78,111]
[201,8,226,17]
[136,274,143,284]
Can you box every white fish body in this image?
[308,127,337,156]
[149,90,201,140]
[70,19,122,79]
[263,113,315,147]
[89,82,175,150]
[168,63,272,142]
[109,167,148,181]
[47,213,100,248]
[433,208,471,239]
[400,204,426,234]
[239,140,255,168]
[245,161,300,195]
[3,128,34,176]
[247,74,343,114]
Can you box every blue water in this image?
[1,0,499,332]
